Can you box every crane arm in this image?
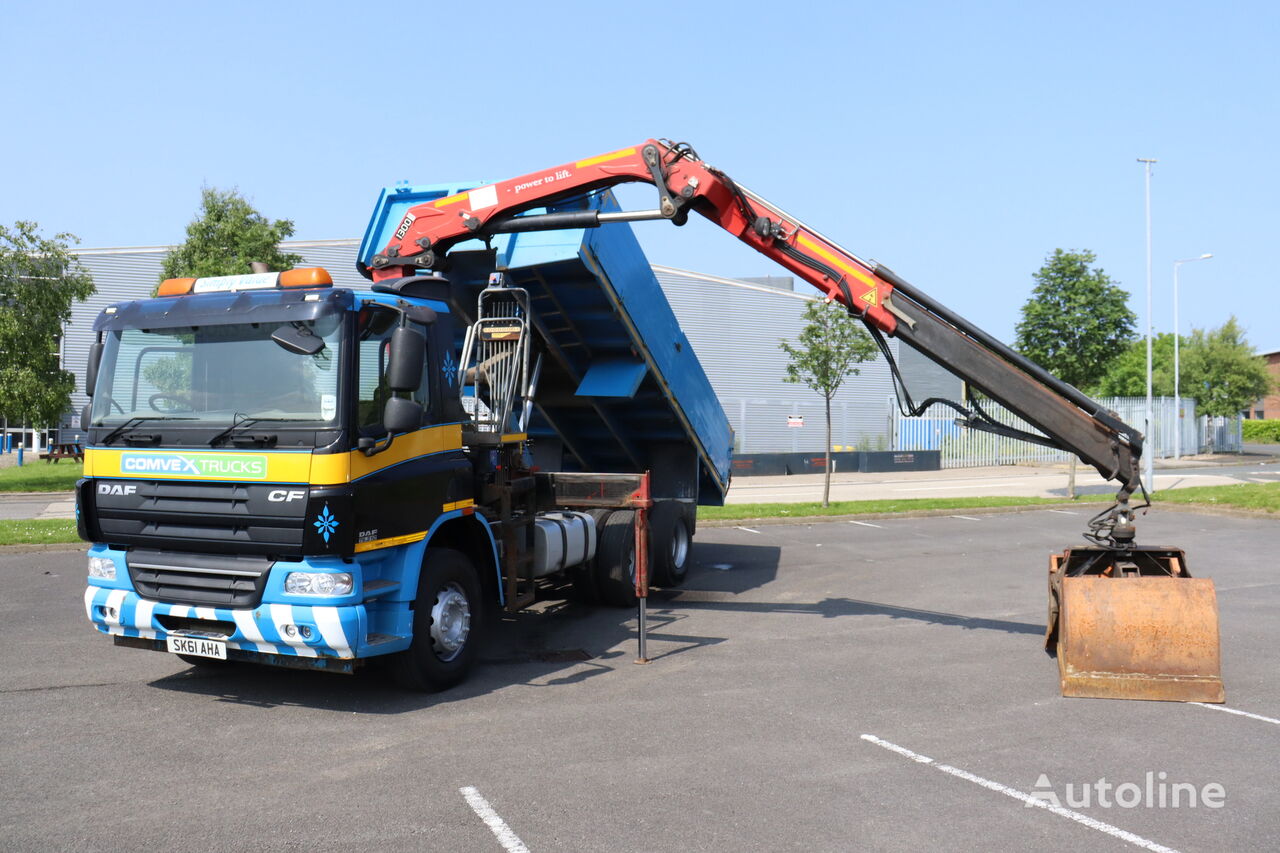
[367,140,1145,536]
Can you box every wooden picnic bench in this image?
[39,442,84,463]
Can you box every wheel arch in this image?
[421,512,502,607]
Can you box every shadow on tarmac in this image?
[145,539,785,713]
[144,576,746,714]
[667,595,1044,636]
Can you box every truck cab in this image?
[80,269,496,679]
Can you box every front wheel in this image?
[390,548,483,691]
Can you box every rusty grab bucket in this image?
[1046,547,1224,703]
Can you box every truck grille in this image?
[127,550,273,608]
[92,479,306,556]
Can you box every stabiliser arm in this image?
[367,140,1146,544]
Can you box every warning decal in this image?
[859,287,879,307]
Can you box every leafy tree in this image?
[1094,333,1176,397]
[160,187,302,283]
[779,299,878,506]
[1015,249,1136,390]
[1180,316,1274,417]
[0,222,96,429]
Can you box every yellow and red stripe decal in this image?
[794,233,887,309]
[432,192,470,208]
[576,147,637,169]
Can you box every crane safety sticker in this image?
[859,287,879,307]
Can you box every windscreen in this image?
[89,315,342,427]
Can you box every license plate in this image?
[166,634,227,660]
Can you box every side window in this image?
[356,314,431,434]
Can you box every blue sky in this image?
[3,1,1276,350]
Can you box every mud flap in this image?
[1047,548,1225,703]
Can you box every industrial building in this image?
[42,239,956,453]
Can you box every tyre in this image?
[594,509,638,608]
[649,501,692,588]
[390,548,483,691]
[568,509,611,604]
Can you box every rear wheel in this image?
[649,501,691,587]
[595,510,638,608]
[391,548,483,691]
[568,509,611,603]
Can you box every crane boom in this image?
[366,139,1144,537]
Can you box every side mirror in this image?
[80,404,92,431]
[383,395,423,434]
[85,341,105,396]
[386,326,425,392]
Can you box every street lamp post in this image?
[1173,253,1213,460]
[1138,158,1157,491]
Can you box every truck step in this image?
[364,633,403,647]
[362,579,400,599]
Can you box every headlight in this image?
[284,571,353,596]
[88,556,116,579]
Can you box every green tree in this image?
[0,222,96,429]
[1180,316,1274,417]
[1014,249,1136,390]
[779,299,878,506]
[160,187,302,283]
[1094,333,1177,397]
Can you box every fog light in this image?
[284,571,353,596]
[88,556,116,580]
[282,624,298,638]
[102,606,118,620]
[299,625,313,639]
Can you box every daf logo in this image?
[268,490,306,503]
[97,483,137,496]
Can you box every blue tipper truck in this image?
[78,186,733,690]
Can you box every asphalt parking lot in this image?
[3,508,1277,852]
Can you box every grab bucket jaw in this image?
[1047,547,1224,703]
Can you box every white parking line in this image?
[734,526,763,535]
[849,520,883,528]
[460,786,530,853]
[950,515,982,522]
[1190,703,1280,726]
[860,734,1180,853]
[1047,510,1079,515]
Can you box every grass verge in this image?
[0,463,82,492]
[1152,481,1280,513]
[703,483,1280,521]
[0,519,81,546]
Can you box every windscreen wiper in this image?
[209,415,311,447]
[100,416,197,446]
